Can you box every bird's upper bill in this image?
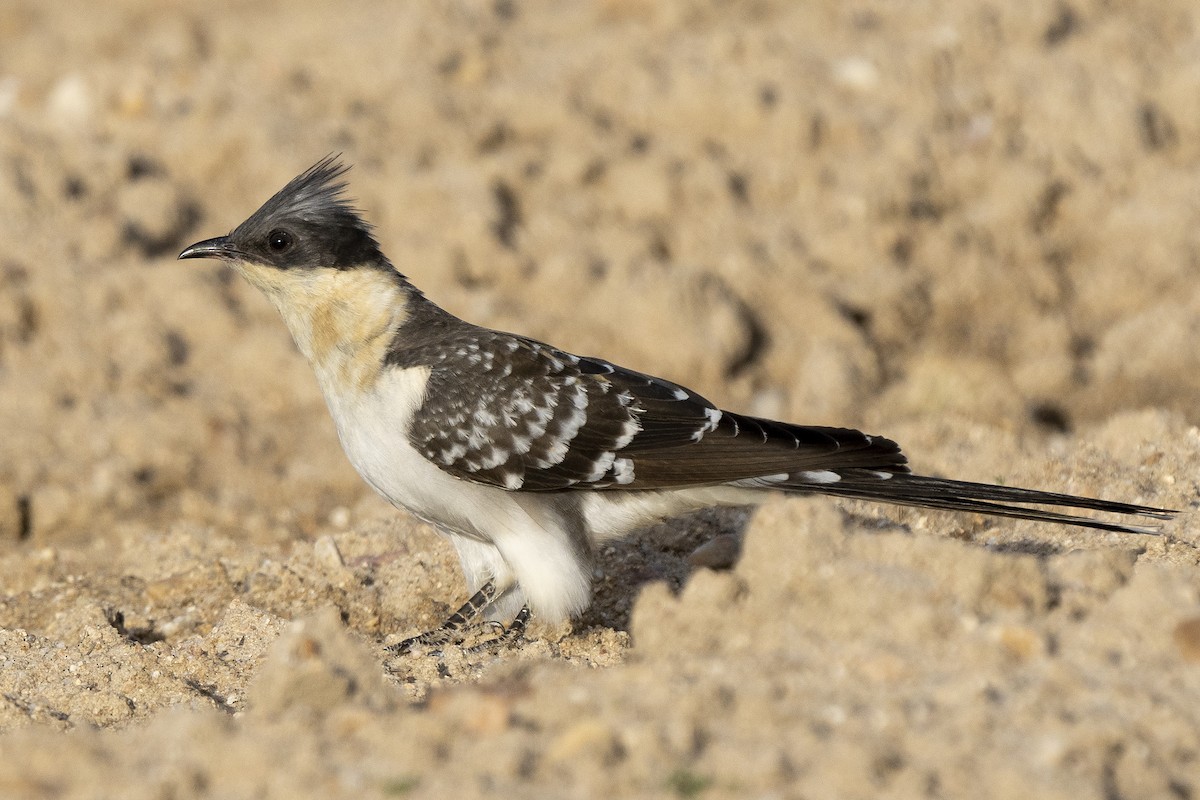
[178,236,238,261]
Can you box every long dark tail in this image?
[785,469,1175,535]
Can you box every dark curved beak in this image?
[178,236,237,261]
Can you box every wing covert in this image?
[405,331,906,491]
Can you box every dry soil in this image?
[1,1,1199,798]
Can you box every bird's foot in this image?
[389,627,457,656]
[388,581,528,656]
[464,605,531,655]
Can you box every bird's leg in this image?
[390,580,500,654]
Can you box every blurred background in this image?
[1,3,1198,795]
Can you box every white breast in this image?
[323,365,480,537]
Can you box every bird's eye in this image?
[267,229,293,252]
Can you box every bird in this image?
[179,156,1174,652]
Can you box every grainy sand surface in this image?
[1,2,1198,797]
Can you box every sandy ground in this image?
[1,0,1199,797]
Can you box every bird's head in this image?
[178,155,386,292]
[179,156,418,377]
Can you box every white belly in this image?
[317,364,593,621]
